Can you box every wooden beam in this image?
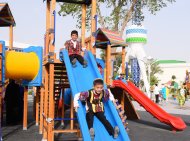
[0,17,13,25]
[123,91,140,120]
[39,87,44,134]
[9,25,13,49]
[111,52,122,56]
[70,95,74,130]
[48,0,56,140]
[81,4,86,49]
[106,45,111,85]
[45,0,51,54]
[43,0,51,139]
[43,66,49,140]
[53,129,79,133]
[90,0,97,55]
[35,88,39,126]
[23,87,28,130]
[48,64,55,141]
[122,46,126,74]
[121,91,124,110]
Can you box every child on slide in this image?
[74,78,119,139]
[61,30,87,68]
[115,73,126,83]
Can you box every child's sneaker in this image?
[113,126,119,139]
[71,58,77,67]
[83,60,88,68]
[89,128,95,140]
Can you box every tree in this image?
[59,0,176,36]
[149,61,163,85]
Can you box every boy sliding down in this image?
[74,78,119,139]
[63,30,87,68]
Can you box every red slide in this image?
[113,80,187,131]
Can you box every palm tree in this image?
[149,60,163,86]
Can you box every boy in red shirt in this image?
[64,30,87,67]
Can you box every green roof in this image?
[157,60,186,64]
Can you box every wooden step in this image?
[54,67,65,70]
[116,105,122,109]
[122,116,127,122]
[54,76,68,79]
[119,110,125,116]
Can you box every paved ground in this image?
[128,111,190,141]
[2,95,42,141]
[1,96,190,141]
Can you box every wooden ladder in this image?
[113,99,129,131]
[54,62,69,117]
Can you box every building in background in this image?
[156,60,190,84]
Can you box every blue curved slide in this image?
[59,50,130,141]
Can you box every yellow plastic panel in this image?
[5,51,40,80]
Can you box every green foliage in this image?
[28,90,33,95]
[149,60,163,86]
[59,0,176,34]
[113,55,122,75]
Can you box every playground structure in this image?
[0,1,43,133]
[0,1,187,141]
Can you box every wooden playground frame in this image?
[0,1,130,141]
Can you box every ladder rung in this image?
[119,110,125,116]
[117,105,122,109]
[122,116,127,122]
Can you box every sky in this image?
[0,0,190,62]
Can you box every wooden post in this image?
[90,0,97,55]
[70,95,74,130]
[48,0,56,140]
[43,0,51,139]
[46,0,51,54]
[23,87,28,130]
[36,88,39,126]
[9,25,13,49]
[122,46,126,74]
[0,43,2,128]
[81,4,86,48]
[48,64,55,141]
[39,87,44,134]
[121,91,125,110]
[106,45,111,85]
[43,66,49,140]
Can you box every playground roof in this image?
[0,3,15,27]
[95,28,127,49]
[47,0,91,5]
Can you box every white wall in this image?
[156,63,190,84]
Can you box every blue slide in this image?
[59,50,130,141]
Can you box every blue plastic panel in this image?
[0,41,6,84]
[22,46,43,86]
